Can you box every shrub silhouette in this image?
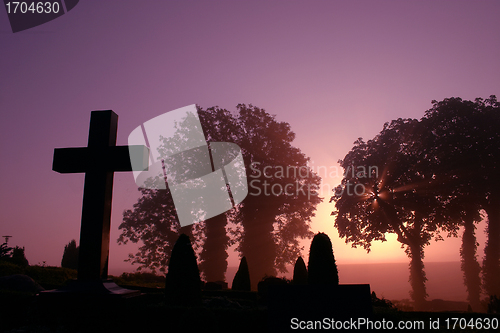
[292,256,308,285]
[307,232,339,285]
[113,272,165,288]
[24,266,76,286]
[371,291,394,308]
[232,256,251,291]
[0,261,23,277]
[165,234,201,305]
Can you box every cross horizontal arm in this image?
[53,145,149,173]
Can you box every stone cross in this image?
[53,111,148,281]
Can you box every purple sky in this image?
[1,1,499,297]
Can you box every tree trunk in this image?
[239,200,277,290]
[461,214,482,311]
[483,198,500,298]
[179,225,194,240]
[198,213,229,282]
[408,242,427,310]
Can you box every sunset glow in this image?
[1,1,498,303]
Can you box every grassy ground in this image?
[1,288,498,333]
[1,266,498,333]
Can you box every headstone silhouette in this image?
[45,110,148,296]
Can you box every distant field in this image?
[226,261,468,302]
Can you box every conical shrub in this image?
[165,234,201,305]
[307,232,339,285]
[61,240,79,270]
[292,256,308,285]
[232,256,251,291]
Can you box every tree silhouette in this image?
[331,118,455,310]
[307,233,339,285]
[422,96,500,301]
[231,104,321,288]
[231,256,250,291]
[333,97,500,308]
[61,239,79,270]
[0,242,13,260]
[292,256,308,285]
[165,234,201,305]
[118,187,192,274]
[118,107,234,278]
[118,104,321,286]
[1,243,28,267]
[10,246,28,267]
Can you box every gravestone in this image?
[41,110,149,297]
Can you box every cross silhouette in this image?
[2,235,12,244]
[53,110,148,281]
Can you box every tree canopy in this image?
[421,96,500,300]
[330,118,452,309]
[10,246,29,267]
[331,96,500,308]
[119,104,321,285]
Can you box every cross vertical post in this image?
[78,111,117,280]
[52,110,149,283]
